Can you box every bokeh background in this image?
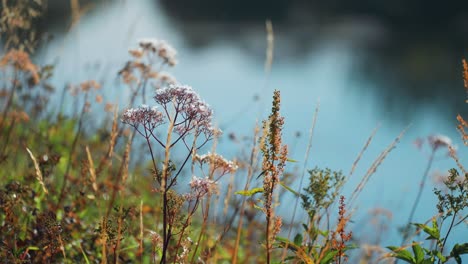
[3,0,468,258]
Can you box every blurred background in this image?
[2,0,468,257]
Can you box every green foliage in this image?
[276,167,352,264]
[434,168,468,220]
[301,167,345,221]
[387,169,468,264]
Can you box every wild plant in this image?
[0,49,54,160]
[0,0,45,52]
[386,167,468,264]
[275,167,354,264]
[386,60,468,264]
[399,134,454,245]
[259,90,288,263]
[121,60,237,262]
[118,38,177,106]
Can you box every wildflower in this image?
[154,84,216,137]
[189,176,218,197]
[128,48,143,58]
[194,152,238,174]
[428,134,453,151]
[331,196,352,263]
[138,38,177,66]
[121,105,164,128]
[414,134,456,156]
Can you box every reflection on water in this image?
[26,0,468,251]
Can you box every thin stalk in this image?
[57,92,89,208]
[232,125,260,264]
[281,102,319,261]
[398,148,435,257]
[0,70,18,130]
[438,211,458,264]
[160,117,175,264]
[190,200,210,264]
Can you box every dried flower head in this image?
[0,49,40,84]
[414,134,455,156]
[80,80,101,92]
[158,72,178,85]
[138,38,177,66]
[194,152,238,174]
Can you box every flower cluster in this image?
[414,134,455,155]
[138,38,177,66]
[154,84,217,137]
[122,104,164,129]
[428,134,453,151]
[194,152,238,174]
[187,176,218,198]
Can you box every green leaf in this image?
[451,243,468,264]
[279,181,300,196]
[387,246,416,263]
[318,229,329,237]
[421,259,433,264]
[414,223,440,240]
[235,188,264,196]
[320,250,338,264]
[451,243,468,255]
[275,237,314,264]
[412,242,425,264]
[293,234,303,246]
[253,204,264,211]
[435,250,445,262]
[287,157,298,162]
[27,246,40,251]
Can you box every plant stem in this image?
[57,92,88,209]
[401,149,435,246]
[160,118,175,264]
[438,211,457,264]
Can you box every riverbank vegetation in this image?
[0,1,467,263]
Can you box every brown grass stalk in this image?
[349,125,409,208]
[85,146,98,193]
[232,123,261,264]
[26,147,48,194]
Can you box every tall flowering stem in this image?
[260,90,288,263]
[331,196,352,264]
[122,83,218,263]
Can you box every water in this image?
[34,0,467,255]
